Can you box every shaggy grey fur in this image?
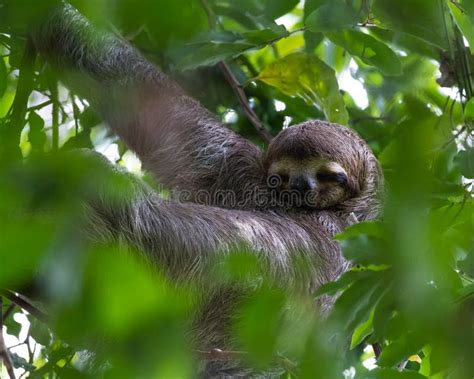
[32,1,383,367]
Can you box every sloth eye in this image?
[317,172,347,184]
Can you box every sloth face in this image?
[264,122,364,210]
[267,156,352,209]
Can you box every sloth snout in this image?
[289,175,317,193]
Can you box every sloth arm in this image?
[32,4,265,197]
[87,180,344,289]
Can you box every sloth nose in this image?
[290,176,317,192]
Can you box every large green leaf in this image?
[332,273,386,333]
[326,30,402,75]
[350,310,374,349]
[0,57,7,98]
[242,24,289,44]
[372,0,448,49]
[377,332,425,367]
[448,1,474,54]
[464,97,474,120]
[175,26,288,69]
[305,1,359,33]
[314,269,372,297]
[30,318,52,346]
[214,0,298,21]
[177,42,252,70]
[335,220,387,240]
[257,52,348,124]
[457,148,474,178]
[369,27,439,59]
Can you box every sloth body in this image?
[33,4,382,350]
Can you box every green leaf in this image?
[335,220,386,241]
[4,314,22,337]
[315,269,372,297]
[326,30,402,75]
[378,332,425,367]
[0,57,7,98]
[372,0,448,49]
[305,1,359,33]
[456,282,474,302]
[177,42,252,70]
[332,273,386,333]
[365,368,427,379]
[372,289,396,340]
[340,235,390,266]
[369,27,439,59]
[53,366,89,379]
[457,148,474,178]
[257,52,348,124]
[448,2,474,54]
[304,0,328,19]
[0,221,52,287]
[350,309,374,349]
[10,353,35,372]
[79,107,101,129]
[217,0,299,21]
[261,0,299,20]
[61,130,93,150]
[28,111,46,153]
[236,288,286,364]
[464,97,474,121]
[30,319,52,346]
[175,25,289,70]
[242,24,289,44]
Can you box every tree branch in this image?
[219,61,273,144]
[0,297,16,379]
[1,37,36,160]
[199,0,272,144]
[0,290,48,323]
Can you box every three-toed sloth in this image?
[32,3,382,350]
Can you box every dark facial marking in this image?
[317,172,348,184]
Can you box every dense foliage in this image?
[0,0,473,378]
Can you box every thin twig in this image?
[48,75,59,151]
[2,303,15,324]
[441,125,466,149]
[219,61,272,143]
[71,94,80,135]
[28,100,53,112]
[199,0,272,144]
[0,333,15,379]
[0,290,48,323]
[5,37,36,149]
[372,342,382,359]
[0,297,16,379]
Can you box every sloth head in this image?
[264,121,382,219]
